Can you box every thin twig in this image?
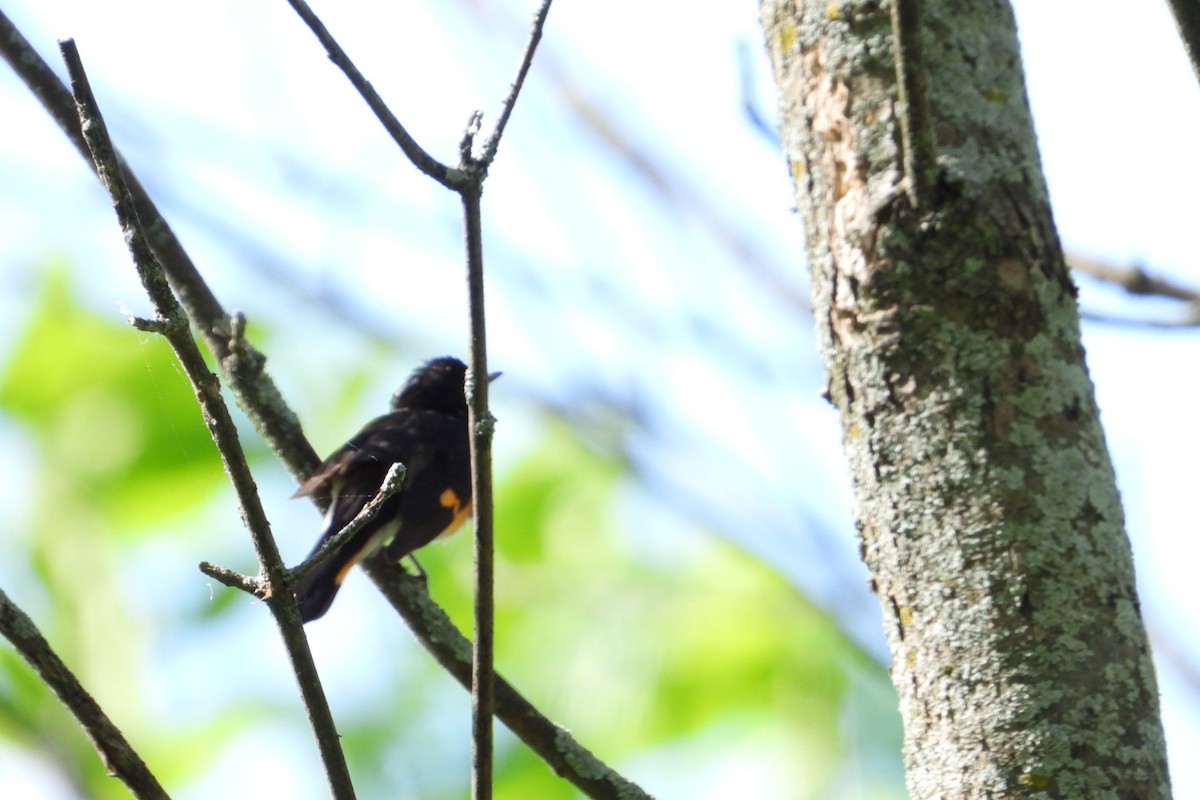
[0,587,170,800]
[289,462,406,587]
[199,562,265,595]
[477,0,554,166]
[129,314,170,333]
[460,111,485,166]
[59,39,356,800]
[1068,252,1200,303]
[444,0,810,317]
[1068,252,1200,328]
[0,9,318,484]
[282,0,456,188]
[362,559,657,800]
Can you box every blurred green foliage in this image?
[0,265,269,797]
[0,266,904,799]
[1,264,224,533]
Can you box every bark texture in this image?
[760,1,1171,797]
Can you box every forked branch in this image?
[0,8,654,800]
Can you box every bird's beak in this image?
[488,371,503,382]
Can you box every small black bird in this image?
[292,357,491,622]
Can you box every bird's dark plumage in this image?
[292,357,474,622]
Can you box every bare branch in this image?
[1068,252,1200,303]
[445,0,809,317]
[460,110,485,166]
[288,462,407,588]
[282,0,456,188]
[460,184,497,800]
[0,587,170,800]
[449,7,553,792]
[0,9,319,484]
[59,39,356,800]
[199,562,265,596]
[1068,251,1200,327]
[477,0,554,166]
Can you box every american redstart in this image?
[291,356,498,622]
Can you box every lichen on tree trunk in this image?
[760,1,1172,797]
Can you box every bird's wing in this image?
[292,412,414,500]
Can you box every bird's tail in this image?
[293,553,346,623]
[293,534,372,623]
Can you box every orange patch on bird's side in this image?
[333,524,397,583]
[438,488,472,538]
[334,541,373,584]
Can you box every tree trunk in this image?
[759,1,1172,797]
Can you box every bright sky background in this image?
[1,0,1198,797]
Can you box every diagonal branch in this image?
[1068,251,1200,328]
[200,461,405,599]
[1068,251,1200,303]
[0,587,170,800]
[59,39,355,800]
[282,0,456,188]
[289,462,407,588]
[0,9,319,485]
[477,0,554,167]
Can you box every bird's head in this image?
[391,357,500,415]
